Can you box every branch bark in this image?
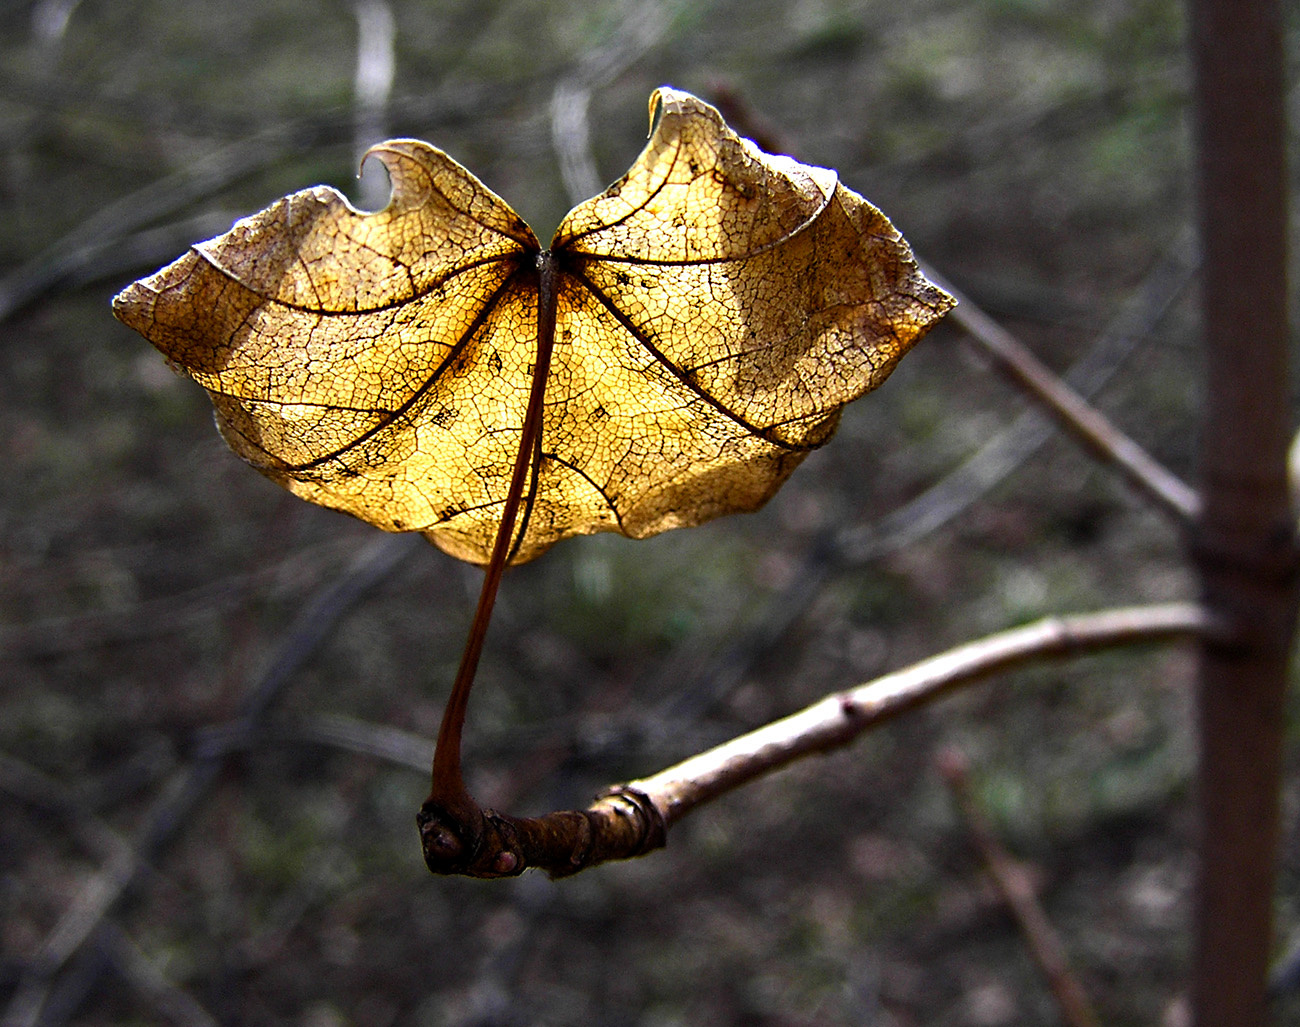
[419,602,1215,877]
[1186,2,1296,1024]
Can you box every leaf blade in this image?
[114,90,954,566]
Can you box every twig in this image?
[633,602,1215,826]
[0,536,367,659]
[353,0,396,212]
[703,82,791,156]
[3,830,139,1027]
[196,711,432,773]
[937,746,1101,1027]
[0,753,132,864]
[63,213,243,290]
[551,82,603,206]
[2,533,419,1027]
[923,263,1202,524]
[415,601,1215,877]
[0,75,522,321]
[549,0,681,204]
[29,0,82,66]
[98,924,221,1027]
[1268,931,1300,995]
[0,131,294,323]
[843,232,1199,559]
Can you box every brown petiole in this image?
[416,253,665,878]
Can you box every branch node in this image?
[594,785,668,857]
[416,800,488,875]
[417,787,667,879]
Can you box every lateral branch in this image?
[419,601,1215,878]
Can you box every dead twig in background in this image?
[937,746,1101,1027]
[924,264,1201,524]
[97,924,220,1027]
[0,536,369,659]
[195,711,432,774]
[0,131,295,323]
[549,0,683,203]
[843,231,1199,560]
[352,0,396,212]
[1,533,419,1027]
[0,753,132,866]
[1269,933,1300,996]
[0,75,522,323]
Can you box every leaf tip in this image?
[110,280,152,332]
[647,87,667,138]
[646,85,697,138]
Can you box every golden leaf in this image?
[113,88,954,565]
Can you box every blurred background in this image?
[1,1,1297,1024]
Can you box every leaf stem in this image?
[423,254,558,847]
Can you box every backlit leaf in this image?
[114,88,953,564]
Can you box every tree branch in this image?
[420,601,1216,877]
[922,264,1202,524]
[938,747,1101,1027]
[1,534,417,1027]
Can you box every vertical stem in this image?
[1186,2,1294,1024]
[427,255,558,818]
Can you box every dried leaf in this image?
[114,88,953,564]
